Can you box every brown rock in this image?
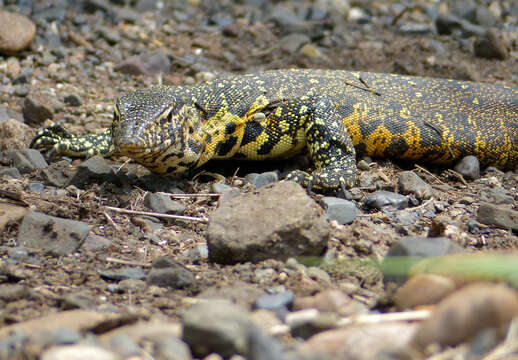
[250,309,284,334]
[393,274,456,310]
[98,321,182,343]
[0,203,28,232]
[474,28,508,60]
[206,181,330,264]
[294,289,366,316]
[0,11,36,54]
[0,118,35,152]
[412,283,518,348]
[0,310,138,340]
[302,322,417,360]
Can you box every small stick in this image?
[407,198,434,211]
[424,121,455,159]
[338,309,431,326]
[103,211,121,231]
[105,256,152,267]
[275,309,431,336]
[414,164,448,186]
[158,192,221,198]
[104,205,208,223]
[230,167,240,187]
[344,80,382,96]
[116,158,131,173]
[375,169,390,183]
[445,169,469,187]
[392,6,415,26]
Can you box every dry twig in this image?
[104,205,208,223]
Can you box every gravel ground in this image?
[0,0,518,359]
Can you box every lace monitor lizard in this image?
[30,69,518,190]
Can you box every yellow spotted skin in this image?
[31,69,518,190]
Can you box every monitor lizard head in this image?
[112,86,204,174]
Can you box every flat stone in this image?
[0,309,136,340]
[182,300,255,358]
[0,106,23,124]
[397,171,433,200]
[0,167,21,179]
[207,181,330,264]
[98,321,182,344]
[0,284,28,302]
[364,190,408,210]
[321,197,356,225]
[67,156,116,188]
[413,283,518,348]
[18,212,91,256]
[244,171,279,188]
[477,203,518,231]
[483,187,513,204]
[146,257,195,289]
[83,234,112,251]
[0,11,36,54]
[278,33,311,54]
[212,183,234,194]
[435,13,486,37]
[8,149,48,174]
[293,289,365,317]
[454,155,480,180]
[254,291,294,319]
[28,182,44,193]
[393,274,456,310]
[62,292,97,310]
[183,244,208,264]
[0,203,28,232]
[115,51,171,76]
[196,281,266,308]
[118,279,148,293]
[144,192,186,216]
[98,267,146,281]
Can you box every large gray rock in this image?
[18,212,91,256]
[206,181,330,264]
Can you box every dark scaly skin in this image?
[31,69,518,190]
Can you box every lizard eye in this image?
[167,110,174,122]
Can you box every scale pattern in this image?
[31,69,518,189]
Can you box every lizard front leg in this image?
[286,97,357,190]
[30,124,115,159]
